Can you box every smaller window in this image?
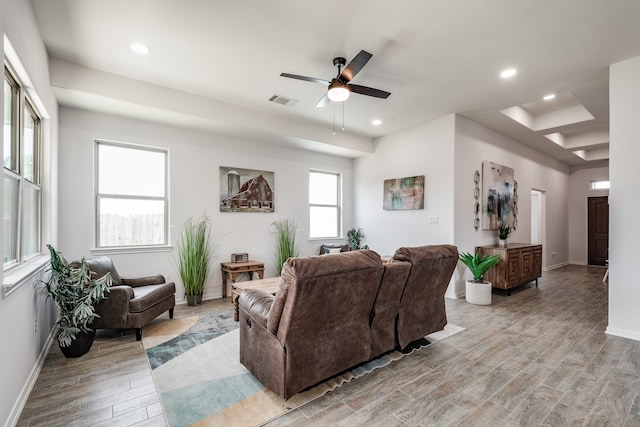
[591,180,610,190]
[95,140,168,248]
[309,170,341,239]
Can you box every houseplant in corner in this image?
[39,244,112,358]
[272,218,299,274]
[347,227,369,251]
[177,215,213,306]
[459,251,502,305]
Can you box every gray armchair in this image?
[85,257,175,340]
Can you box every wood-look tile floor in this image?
[17,265,640,426]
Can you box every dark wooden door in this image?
[588,196,609,266]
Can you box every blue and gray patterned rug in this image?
[142,310,464,427]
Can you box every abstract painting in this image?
[482,161,514,229]
[383,175,425,210]
[219,166,274,212]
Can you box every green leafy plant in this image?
[498,223,512,240]
[272,218,299,274]
[177,215,213,298]
[459,251,502,283]
[347,227,369,251]
[39,245,111,347]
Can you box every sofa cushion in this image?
[86,256,122,285]
[319,243,350,255]
[130,282,176,313]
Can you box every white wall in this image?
[0,0,59,426]
[58,107,354,301]
[568,166,609,264]
[608,55,640,341]
[354,114,572,299]
[453,117,571,296]
[353,115,456,256]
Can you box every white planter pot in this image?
[465,280,492,305]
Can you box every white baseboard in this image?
[5,327,57,427]
[543,261,570,271]
[606,326,640,342]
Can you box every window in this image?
[95,140,168,248]
[591,180,610,190]
[309,170,341,238]
[3,66,42,269]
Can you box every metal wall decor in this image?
[473,170,481,230]
[512,180,518,230]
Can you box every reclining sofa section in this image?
[238,245,458,399]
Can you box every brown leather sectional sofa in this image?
[238,245,458,399]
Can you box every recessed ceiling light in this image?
[500,68,517,79]
[130,43,150,55]
[543,93,556,101]
[372,119,382,126]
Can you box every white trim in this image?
[606,326,640,342]
[2,255,49,298]
[4,325,57,427]
[543,261,570,271]
[90,245,173,256]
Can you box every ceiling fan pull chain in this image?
[333,103,336,135]
[342,102,345,131]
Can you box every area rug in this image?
[142,311,465,427]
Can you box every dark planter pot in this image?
[59,329,96,358]
[186,293,203,306]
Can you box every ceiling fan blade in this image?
[339,50,373,83]
[349,84,391,99]
[280,73,330,86]
[316,93,330,108]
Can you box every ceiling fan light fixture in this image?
[327,81,350,102]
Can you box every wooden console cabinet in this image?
[476,243,542,294]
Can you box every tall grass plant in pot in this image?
[177,215,213,306]
[459,251,502,305]
[38,245,112,357]
[272,218,299,274]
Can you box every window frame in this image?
[94,139,169,250]
[308,169,342,239]
[3,63,43,271]
[590,180,610,190]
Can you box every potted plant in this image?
[272,218,299,274]
[459,251,502,305]
[177,215,213,306]
[347,227,369,251]
[39,244,112,358]
[498,223,512,246]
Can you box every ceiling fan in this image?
[280,50,391,108]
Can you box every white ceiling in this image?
[29,0,640,165]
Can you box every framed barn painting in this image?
[482,161,514,229]
[383,175,425,210]
[219,166,274,212]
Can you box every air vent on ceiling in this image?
[269,94,298,106]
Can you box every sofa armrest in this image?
[238,289,274,330]
[102,285,134,304]
[121,274,166,287]
[92,285,134,327]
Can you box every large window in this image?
[3,66,42,269]
[95,140,168,248]
[309,170,341,238]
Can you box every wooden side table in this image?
[220,260,265,298]
[231,276,280,321]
